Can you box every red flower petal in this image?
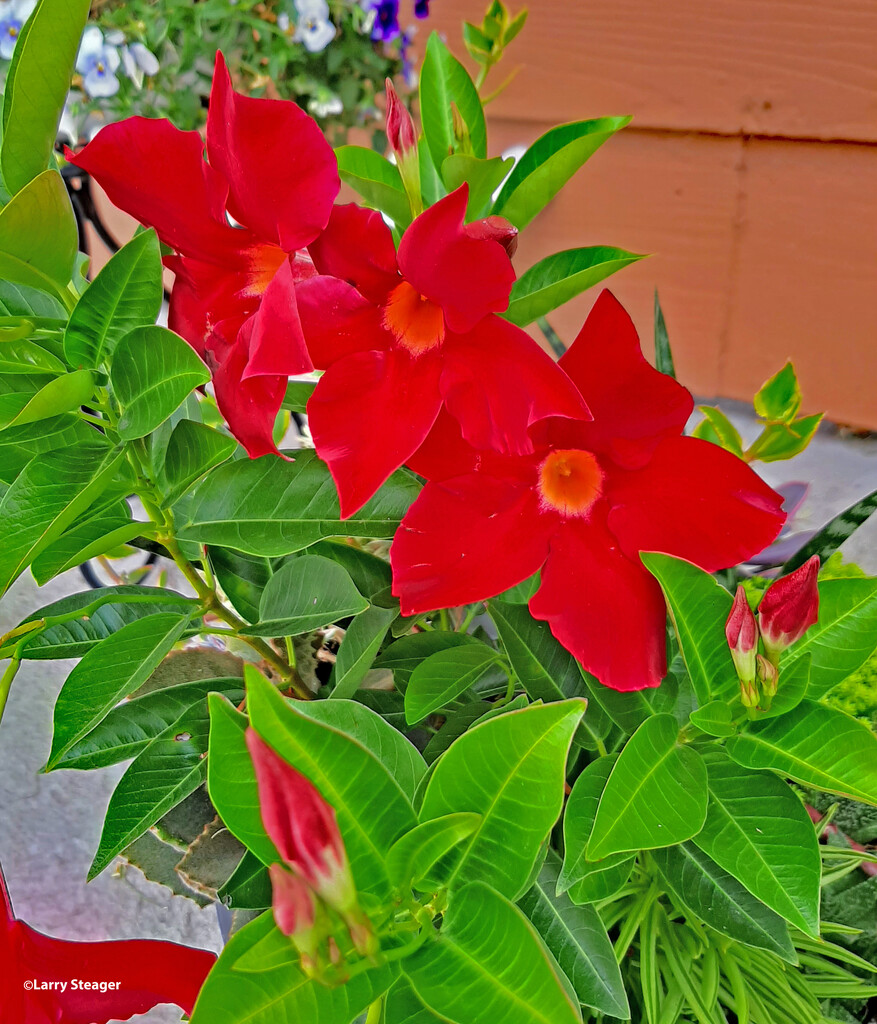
[553,290,694,468]
[440,315,590,455]
[529,512,668,691]
[309,348,443,517]
[297,275,392,368]
[406,408,480,480]
[241,258,313,380]
[67,120,243,265]
[211,339,287,458]
[397,186,516,334]
[205,53,338,251]
[392,473,554,613]
[308,204,399,303]
[606,436,786,572]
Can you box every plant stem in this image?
[0,658,20,727]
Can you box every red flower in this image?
[758,554,820,664]
[391,290,786,692]
[1,864,215,1023]
[67,52,339,457]
[297,190,590,516]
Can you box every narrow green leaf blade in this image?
[0,369,94,431]
[653,290,676,378]
[331,603,397,700]
[404,643,501,724]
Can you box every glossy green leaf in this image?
[247,670,417,896]
[0,335,65,375]
[642,552,736,703]
[653,290,676,379]
[748,414,822,463]
[588,713,708,859]
[692,751,820,934]
[492,117,630,229]
[0,413,93,484]
[293,697,426,802]
[63,229,163,368]
[88,700,211,878]
[157,419,238,507]
[180,450,421,555]
[727,699,877,805]
[189,911,396,1024]
[207,547,275,623]
[309,540,392,599]
[419,700,585,898]
[692,406,745,456]
[441,154,513,219]
[783,578,877,699]
[383,979,446,1024]
[0,170,77,302]
[652,843,796,962]
[503,246,644,327]
[30,512,146,585]
[281,377,316,413]
[754,362,801,423]
[374,631,480,689]
[387,813,481,888]
[404,643,502,724]
[55,677,243,771]
[519,851,629,1018]
[560,756,635,903]
[0,369,94,431]
[242,555,367,636]
[419,33,487,172]
[111,326,210,441]
[331,603,397,699]
[404,881,582,1024]
[217,851,270,910]
[689,700,736,738]
[335,145,412,228]
[579,672,655,734]
[0,441,121,594]
[46,612,191,769]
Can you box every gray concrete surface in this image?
[0,409,875,1022]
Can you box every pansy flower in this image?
[293,0,337,53]
[392,290,786,692]
[298,190,590,516]
[67,52,339,457]
[0,0,35,61]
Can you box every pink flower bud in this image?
[758,555,820,664]
[269,863,316,939]
[726,585,757,684]
[385,78,416,157]
[246,729,358,916]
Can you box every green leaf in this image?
[642,552,736,704]
[180,450,421,555]
[756,652,810,719]
[503,246,644,327]
[404,881,582,1024]
[692,751,820,934]
[54,677,244,771]
[189,911,397,1024]
[579,672,655,734]
[30,512,146,585]
[783,487,877,574]
[63,229,163,368]
[111,326,210,441]
[404,643,502,724]
[783,578,877,699]
[419,700,585,898]
[0,369,94,430]
[0,170,76,303]
[692,406,745,457]
[0,441,121,594]
[560,756,636,903]
[689,701,736,738]
[335,145,412,228]
[653,290,676,379]
[747,413,822,463]
[492,117,630,229]
[726,699,877,806]
[217,851,271,910]
[651,843,796,962]
[247,670,417,896]
[0,413,93,484]
[519,851,629,1018]
[1,0,90,194]
[441,154,513,220]
[754,362,801,423]
[309,540,392,599]
[282,377,317,414]
[420,34,487,172]
[374,631,480,689]
[157,419,238,507]
[207,547,275,624]
[293,698,426,803]
[0,336,65,375]
[88,699,212,879]
[242,555,368,636]
[331,603,397,699]
[46,612,191,769]
[386,813,481,888]
[383,979,446,1024]
[587,714,708,859]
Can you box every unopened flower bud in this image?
[758,555,820,666]
[726,586,757,685]
[464,215,518,259]
[756,653,779,697]
[450,101,472,155]
[740,678,760,709]
[385,78,416,157]
[269,863,316,939]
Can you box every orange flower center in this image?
[538,449,604,517]
[383,281,446,354]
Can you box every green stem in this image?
[0,657,21,727]
[614,883,660,961]
[457,603,482,633]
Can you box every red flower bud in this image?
[464,215,519,259]
[385,78,416,157]
[758,555,820,664]
[246,729,357,916]
[268,863,316,939]
[726,585,757,684]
